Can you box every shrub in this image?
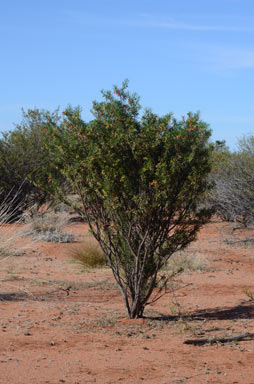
[31,81,213,318]
[209,135,254,226]
[34,229,75,243]
[0,108,64,217]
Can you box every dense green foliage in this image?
[0,109,62,217]
[32,81,213,318]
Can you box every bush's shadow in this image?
[0,292,28,301]
[146,302,254,322]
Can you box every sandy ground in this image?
[1,219,254,384]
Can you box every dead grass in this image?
[0,229,17,258]
[23,211,75,243]
[0,192,26,258]
[71,237,108,268]
[28,211,69,233]
[166,250,208,276]
[26,277,114,290]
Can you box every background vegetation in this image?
[209,137,254,226]
[0,108,63,218]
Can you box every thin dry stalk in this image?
[0,189,28,258]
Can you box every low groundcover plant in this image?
[23,211,75,243]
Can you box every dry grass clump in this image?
[35,229,75,243]
[0,193,25,258]
[0,231,12,258]
[71,237,107,268]
[24,211,75,243]
[29,211,69,233]
[167,251,208,276]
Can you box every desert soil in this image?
[1,219,254,384]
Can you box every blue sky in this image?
[1,0,254,149]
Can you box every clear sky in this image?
[1,0,254,149]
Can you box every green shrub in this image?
[0,108,64,218]
[31,80,213,318]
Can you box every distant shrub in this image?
[29,211,69,233]
[24,211,75,243]
[209,136,254,226]
[0,108,64,218]
[34,229,75,243]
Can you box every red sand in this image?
[1,220,254,383]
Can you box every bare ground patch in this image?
[1,220,254,383]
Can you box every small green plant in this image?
[168,283,202,335]
[243,288,254,300]
[71,238,107,268]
